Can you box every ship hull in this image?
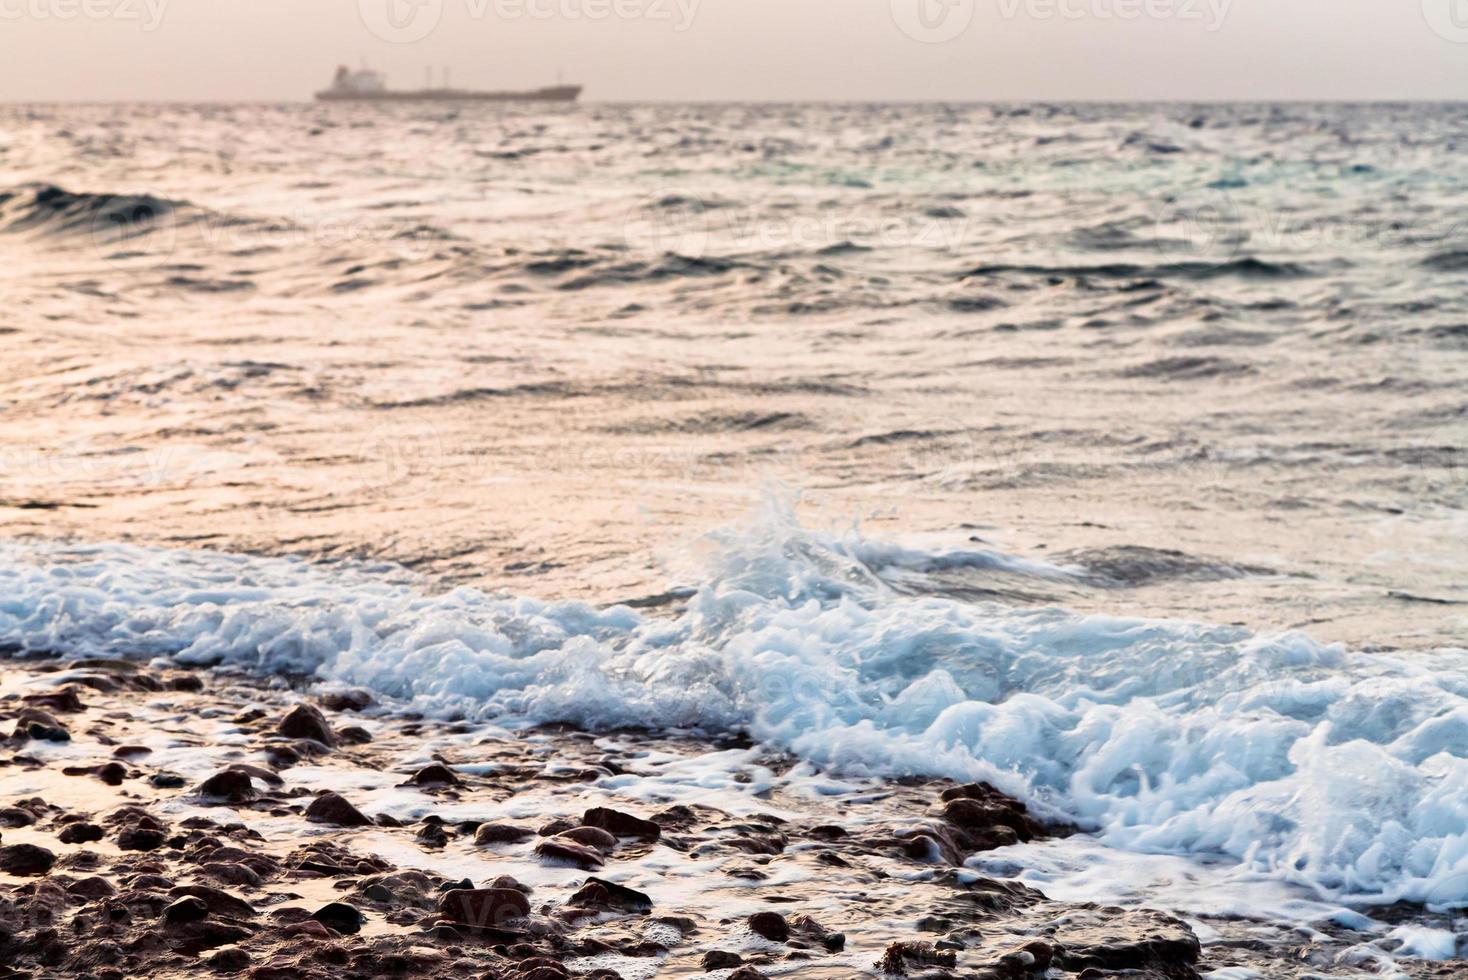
[316,85,582,103]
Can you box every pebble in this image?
[437,887,531,928]
[58,822,105,844]
[534,838,605,869]
[556,826,618,853]
[278,703,337,746]
[117,826,167,851]
[475,823,536,845]
[581,807,660,841]
[199,768,258,802]
[748,911,790,942]
[404,763,460,786]
[0,842,56,875]
[163,896,210,923]
[304,791,373,827]
[311,901,365,935]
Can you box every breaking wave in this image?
[1,503,1465,909]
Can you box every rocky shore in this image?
[0,656,1460,980]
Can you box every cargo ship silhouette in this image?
[316,66,581,103]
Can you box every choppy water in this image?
[0,102,1466,922]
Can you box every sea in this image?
[0,100,1465,957]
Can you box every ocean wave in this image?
[963,258,1313,281]
[1,504,1465,908]
[0,181,189,239]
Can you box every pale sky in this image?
[1,0,1465,102]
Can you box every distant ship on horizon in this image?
[315,66,581,103]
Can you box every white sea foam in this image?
[1,504,1466,909]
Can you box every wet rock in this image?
[199,768,258,803]
[58,822,105,844]
[311,901,364,935]
[1002,940,1057,973]
[538,818,578,837]
[13,707,70,742]
[437,887,531,929]
[205,946,252,972]
[557,826,617,853]
[305,791,372,827]
[318,689,373,712]
[417,821,450,849]
[117,825,168,851]
[939,783,1047,842]
[748,911,789,942]
[0,842,56,875]
[23,687,87,713]
[170,884,257,919]
[68,875,118,898]
[98,761,129,785]
[1049,909,1200,975]
[656,915,698,934]
[337,726,373,745]
[112,744,153,758]
[581,807,660,841]
[164,920,254,955]
[403,763,460,786]
[131,873,177,890]
[475,823,536,845]
[789,914,844,952]
[150,772,188,789]
[727,968,765,980]
[569,877,652,913]
[703,950,743,970]
[878,941,957,974]
[263,745,301,768]
[490,874,529,892]
[200,862,263,887]
[0,806,37,827]
[278,704,336,746]
[163,896,210,923]
[535,838,604,869]
[61,761,129,785]
[281,918,332,939]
